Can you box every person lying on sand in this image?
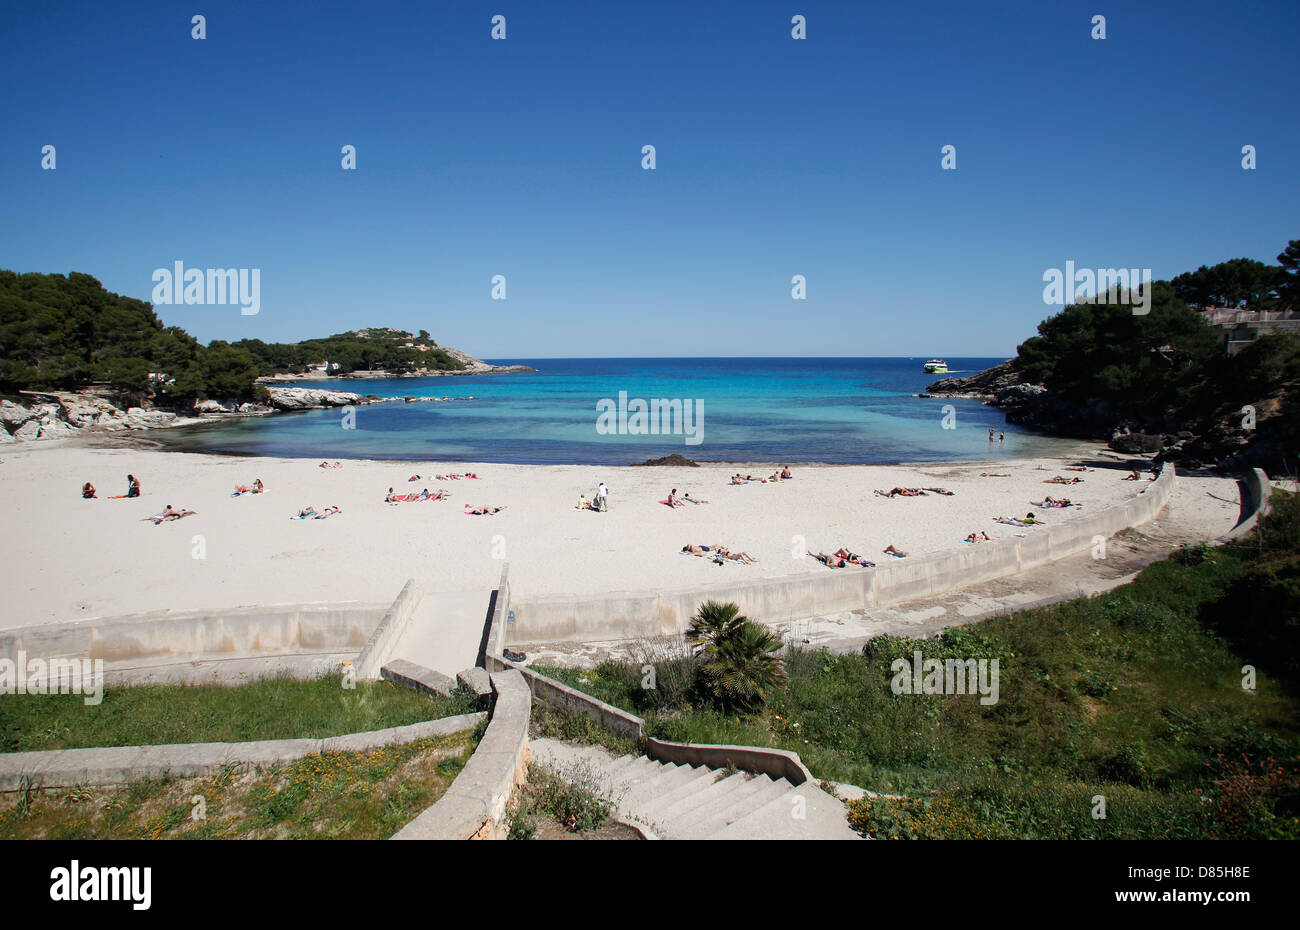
[465,505,504,515]
[1124,470,1141,480]
[319,461,342,469]
[834,547,874,566]
[730,475,749,485]
[295,506,317,518]
[965,531,994,543]
[811,551,848,568]
[82,482,96,499]
[314,506,342,519]
[875,487,924,498]
[1033,497,1073,508]
[683,492,709,504]
[681,543,712,555]
[1064,467,1089,472]
[979,472,1011,477]
[145,505,195,525]
[1044,475,1083,484]
[923,487,954,496]
[409,475,421,481]
[714,546,757,563]
[882,545,908,558]
[996,514,1042,526]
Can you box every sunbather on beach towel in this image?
[964,531,994,543]
[811,551,848,568]
[715,546,757,563]
[882,544,908,558]
[979,472,1011,477]
[780,466,792,479]
[681,543,712,555]
[683,492,709,504]
[665,489,685,508]
[923,487,954,496]
[465,505,504,515]
[294,506,317,519]
[1032,497,1073,508]
[833,547,874,567]
[145,505,194,525]
[314,506,342,519]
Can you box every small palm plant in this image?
[687,600,787,712]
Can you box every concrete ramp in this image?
[387,590,493,679]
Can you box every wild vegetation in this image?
[0,674,478,752]
[534,494,1300,839]
[0,270,463,404]
[0,732,476,840]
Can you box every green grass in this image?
[0,731,477,840]
[0,674,479,752]
[531,495,1300,839]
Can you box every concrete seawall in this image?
[0,602,387,685]
[506,466,1177,644]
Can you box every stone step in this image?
[711,782,862,841]
[678,776,792,840]
[650,772,757,833]
[618,762,702,812]
[630,766,721,832]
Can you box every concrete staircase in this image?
[530,738,861,840]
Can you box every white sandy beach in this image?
[0,440,1243,630]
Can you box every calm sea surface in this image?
[156,357,1079,465]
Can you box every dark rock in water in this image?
[638,454,699,467]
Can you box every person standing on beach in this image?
[596,481,609,512]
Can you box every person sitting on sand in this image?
[385,487,397,502]
[575,495,591,511]
[667,489,685,507]
[82,482,96,499]
[127,474,140,498]
[465,505,504,515]
[781,466,792,479]
[1124,470,1141,481]
[683,492,709,504]
[253,478,264,493]
[882,544,908,558]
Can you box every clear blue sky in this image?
[2,0,1296,358]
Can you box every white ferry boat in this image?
[923,359,949,374]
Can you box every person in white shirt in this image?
[596,481,609,511]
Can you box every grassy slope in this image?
[0,675,478,752]
[0,729,480,840]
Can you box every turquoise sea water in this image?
[157,357,1079,465]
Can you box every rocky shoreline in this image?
[0,386,476,444]
[922,360,1268,470]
